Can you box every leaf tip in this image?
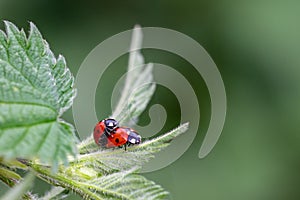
[28,21,42,39]
[181,122,190,130]
[134,24,141,29]
[3,20,12,27]
[130,24,143,52]
[3,20,18,34]
[28,21,37,30]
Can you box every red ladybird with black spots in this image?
[93,118,142,149]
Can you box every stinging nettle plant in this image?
[0,21,189,200]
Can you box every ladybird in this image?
[93,118,142,149]
[93,118,119,146]
[108,127,142,149]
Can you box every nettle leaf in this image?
[82,169,170,200]
[112,25,156,125]
[35,166,170,200]
[45,123,188,200]
[0,21,77,166]
[77,123,189,173]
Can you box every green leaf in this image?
[112,25,156,125]
[0,21,77,166]
[32,164,170,200]
[77,123,189,172]
[81,169,170,200]
[66,124,189,200]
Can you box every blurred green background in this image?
[1,0,300,199]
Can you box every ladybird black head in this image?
[104,118,119,132]
[127,131,142,144]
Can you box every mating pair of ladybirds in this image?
[93,118,142,150]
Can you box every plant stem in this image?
[26,162,104,200]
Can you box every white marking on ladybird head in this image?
[129,138,136,143]
[108,122,114,127]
